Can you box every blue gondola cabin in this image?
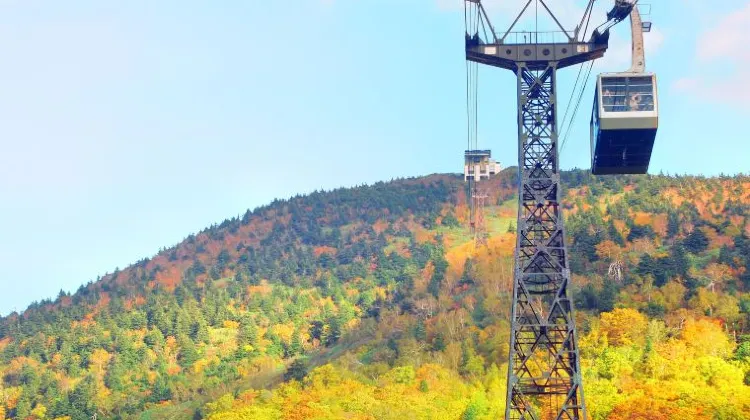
[590,73,658,175]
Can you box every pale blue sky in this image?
[1,0,748,315]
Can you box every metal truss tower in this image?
[465,150,499,248]
[471,186,488,247]
[506,64,585,420]
[463,1,636,418]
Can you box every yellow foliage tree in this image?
[660,281,686,312]
[688,288,718,316]
[681,319,734,358]
[223,320,240,329]
[599,308,648,347]
[30,403,47,419]
[88,348,111,378]
[607,393,699,420]
[271,323,295,344]
[595,240,622,260]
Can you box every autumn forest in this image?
[2,168,750,419]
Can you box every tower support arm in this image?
[628,4,646,72]
[466,41,608,71]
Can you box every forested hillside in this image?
[2,169,750,419]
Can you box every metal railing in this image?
[497,30,572,45]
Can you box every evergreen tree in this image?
[324,315,342,346]
[419,379,429,392]
[284,359,308,382]
[237,316,258,348]
[178,334,199,368]
[414,319,427,342]
[507,220,516,233]
[144,327,165,349]
[607,219,625,246]
[429,255,448,298]
[149,374,172,403]
[105,358,127,393]
[432,333,447,352]
[459,258,475,286]
[174,309,192,338]
[193,319,210,344]
[69,374,98,417]
[290,329,303,356]
[14,394,33,420]
[667,211,680,238]
[684,228,709,253]
[599,280,617,312]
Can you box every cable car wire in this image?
[560,60,595,153]
[558,1,596,153]
[559,63,586,146]
[465,1,481,219]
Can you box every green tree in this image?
[69,374,98,417]
[442,213,460,227]
[14,394,33,420]
[667,211,680,238]
[289,328,303,356]
[324,315,342,346]
[149,374,173,403]
[237,316,259,358]
[419,379,429,392]
[459,258,475,286]
[461,342,485,378]
[684,228,709,253]
[105,357,128,393]
[414,319,427,342]
[284,359,308,382]
[433,333,447,352]
[178,334,199,368]
[429,255,448,298]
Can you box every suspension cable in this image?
[465,1,480,154]
[560,60,595,153]
[562,0,642,154]
[559,0,597,142]
[558,63,585,143]
[465,1,483,228]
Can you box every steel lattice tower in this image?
[507,64,585,419]
[471,186,488,247]
[465,151,499,248]
[463,0,637,418]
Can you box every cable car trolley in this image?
[590,0,658,175]
[591,72,658,174]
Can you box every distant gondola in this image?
[590,72,658,174]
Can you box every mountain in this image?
[1,169,750,420]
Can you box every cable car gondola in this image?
[590,0,658,175]
[590,72,658,174]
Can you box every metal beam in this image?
[478,1,499,44]
[538,0,574,42]
[500,0,533,43]
[466,41,608,71]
